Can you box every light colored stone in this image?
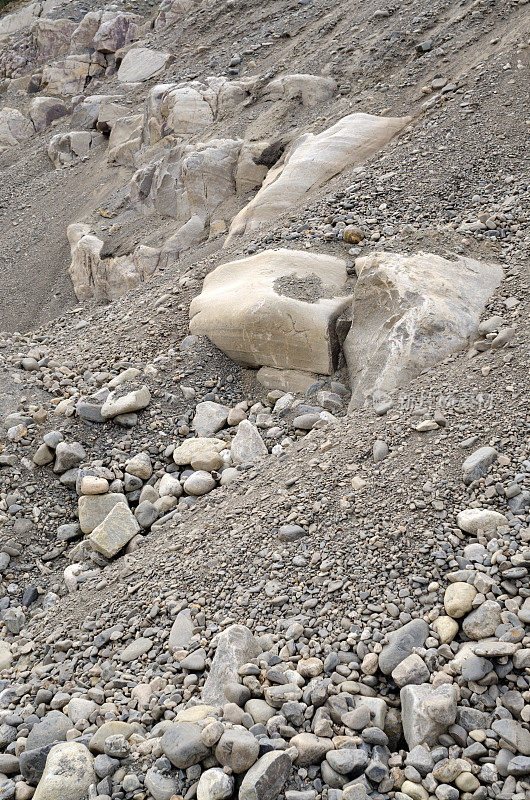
[192,401,229,437]
[78,492,128,534]
[67,223,158,301]
[444,582,477,619]
[262,74,337,106]
[256,366,318,393]
[189,249,352,375]
[33,742,94,800]
[231,421,268,465]
[173,437,226,465]
[227,112,410,241]
[456,508,508,533]
[108,113,145,166]
[184,470,216,495]
[0,107,33,150]
[118,48,171,82]
[101,385,151,419]
[202,624,261,706]
[118,637,153,662]
[344,251,503,406]
[400,684,458,749]
[433,616,459,644]
[125,452,153,480]
[88,502,140,557]
[197,768,234,800]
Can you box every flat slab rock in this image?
[227,112,410,240]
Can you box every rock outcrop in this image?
[66,224,159,301]
[226,112,411,241]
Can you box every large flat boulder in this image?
[118,47,171,82]
[344,251,503,407]
[189,249,352,375]
[226,112,410,241]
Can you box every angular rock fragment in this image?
[202,624,261,706]
[400,684,458,748]
[88,502,140,557]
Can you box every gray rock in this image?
[462,600,502,640]
[100,385,151,419]
[145,766,180,800]
[400,684,458,748]
[26,711,71,751]
[192,402,230,437]
[118,637,153,662]
[462,446,498,484]
[231,421,268,465]
[88,502,140,558]
[326,749,369,776]
[20,745,55,785]
[215,728,260,772]
[168,609,194,650]
[134,500,159,528]
[203,624,261,706]
[278,524,306,542]
[405,745,434,777]
[290,733,333,765]
[76,398,105,423]
[391,653,430,687]
[373,440,389,462]
[53,441,86,474]
[184,471,217,496]
[239,751,291,800]
[492,719,530,756]
[378,619,429,675]
[161,722,210,768]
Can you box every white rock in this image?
[33,742,95,800]
[173,438,226,465]
[344,251,503,406]
[118,47,171,82]
[457,508,508,533]
[189,249,352,375]
[227,112,410,240]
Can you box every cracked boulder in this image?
[67,224,159,301]
[48,130,104,167]
[0,107,33,151]
[226,112,410,241]
[344,251,503,407]
[189,249,352,376]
